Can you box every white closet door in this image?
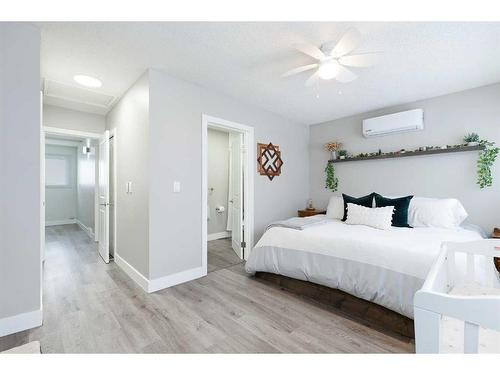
[98,130,110,264]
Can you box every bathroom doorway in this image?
[202,115,254,274]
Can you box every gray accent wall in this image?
[106,72,150,277]
[148,69,309,279]
[0,23,41,321]
[309,83,500,231]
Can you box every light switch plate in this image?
[173,181,181,193]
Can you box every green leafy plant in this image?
[338,149,348,157]
[477,139,500,188]
[325,162,338,192]
[464,133,480,143]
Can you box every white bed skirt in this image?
[246,245,423,318]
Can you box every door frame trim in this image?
[43,126,102,242]
[201,114,255,274]
[109,128,117,261]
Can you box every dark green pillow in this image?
[342,193,375,221]
[374,194,413,227]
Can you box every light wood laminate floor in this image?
[0,224,414,353]
[207,238,243,273]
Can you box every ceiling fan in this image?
[282,28,380,87]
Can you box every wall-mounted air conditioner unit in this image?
[362,109,424,137]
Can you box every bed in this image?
[245,216,484,328]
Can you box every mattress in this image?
[245,216,483,318]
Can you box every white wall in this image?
[77,140,96,235]
[148,69,309,280]
[43,104,105,133]
[45,145,77,225]
[0,23,41,332]
[106,72,150,277]
[309,83,500,231]
[207,129,230,235]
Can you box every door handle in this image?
[100,203,109,207]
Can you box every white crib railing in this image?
[414,239,500,353]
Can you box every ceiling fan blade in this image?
[305,71,320,87]
[338,52,381,67]
[335,66,357,83]
[281,63,318,78]
[330,28,362,58]
[293,43,325,61]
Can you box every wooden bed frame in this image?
[255,272,415,340]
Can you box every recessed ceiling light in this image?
[73,74,102,88]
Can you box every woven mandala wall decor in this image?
[257,143,283,181]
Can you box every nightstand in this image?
[492,228,500,273]
[298,209,326,218]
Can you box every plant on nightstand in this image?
[325,162,338,192]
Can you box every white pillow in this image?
[345,203,394,230]
[408,197,468,229]
[326,196,344,219]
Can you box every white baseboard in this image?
[149,266,205,293]
[45,219,76,226]
[0,309,42,338]
[76,219,94,240]
[114,253,149,293]
[114,253,206,294]
[207,231,231,241]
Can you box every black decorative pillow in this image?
[342,193,375,221]
[374,194,414,227]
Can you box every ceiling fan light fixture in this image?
[317,60,341,80]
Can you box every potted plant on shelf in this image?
[324,141,342,160]
[338,149,348,160]
[464,133,480,147]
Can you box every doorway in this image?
[42,127,116,265]
[202,115,254,275]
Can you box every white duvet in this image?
[245,216,483,318]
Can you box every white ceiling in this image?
[39,22,500,124]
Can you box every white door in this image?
[40,92,45,263]
[230,133,244,259]
[109,136,115,258]
[98,130,110,263]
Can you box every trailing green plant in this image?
[464,132,480,143]
[325,162,338,192]
[477,139,500,188]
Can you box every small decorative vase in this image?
[467,141,480,147]
[340,155,345,159]
[331,150,337,160]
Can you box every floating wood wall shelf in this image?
[329,145,484,164]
